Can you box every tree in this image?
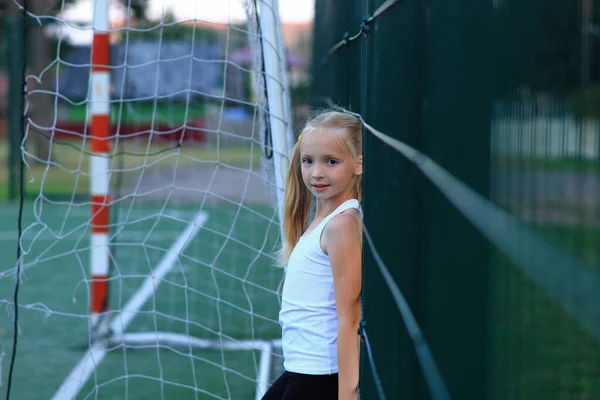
[128,0,149,22]
[27,0,65,162]
[0,0,74,162]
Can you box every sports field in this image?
[0,155,285,399]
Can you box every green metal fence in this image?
[313,1,600,399]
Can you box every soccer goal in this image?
[3,0,294,399]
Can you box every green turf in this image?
[488,224,600,400]
[0,201,283,400]
[63,102,206,125]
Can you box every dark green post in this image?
[5,16,26,202]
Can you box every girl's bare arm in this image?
[323,211,363,400]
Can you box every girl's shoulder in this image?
[324,200,362,234]
[324,208,362,233]
[320,208,362,255]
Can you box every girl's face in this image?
[299,130,362,204]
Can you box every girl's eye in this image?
[302,159,312,164]
[327,159,338,165]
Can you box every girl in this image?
[262,111,363,400]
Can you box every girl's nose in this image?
[312,165,324,179]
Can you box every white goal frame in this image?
[50,0,292,399]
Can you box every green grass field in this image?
[488,224,600,400]
[0,200,284,400]
[63,102,206,125]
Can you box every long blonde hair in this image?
[279,111,362,263]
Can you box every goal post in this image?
[257,0,291,237]
[89,0,112,340]
[7,0,295,399]
[83,0,292,338]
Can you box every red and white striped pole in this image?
[90,0,111,339]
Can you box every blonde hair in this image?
[279,110,362,263]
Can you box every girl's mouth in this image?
[312,185,329,192]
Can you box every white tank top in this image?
[279,199,362,375]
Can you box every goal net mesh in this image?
[1,1,291,399]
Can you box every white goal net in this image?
[0,1,293,399]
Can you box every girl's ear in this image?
[355,155,363,176]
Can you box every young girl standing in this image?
[262,111,363,400]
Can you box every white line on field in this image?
[50,210,208,400]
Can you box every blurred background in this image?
[0,0,312,200]
[1,0,600,399]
